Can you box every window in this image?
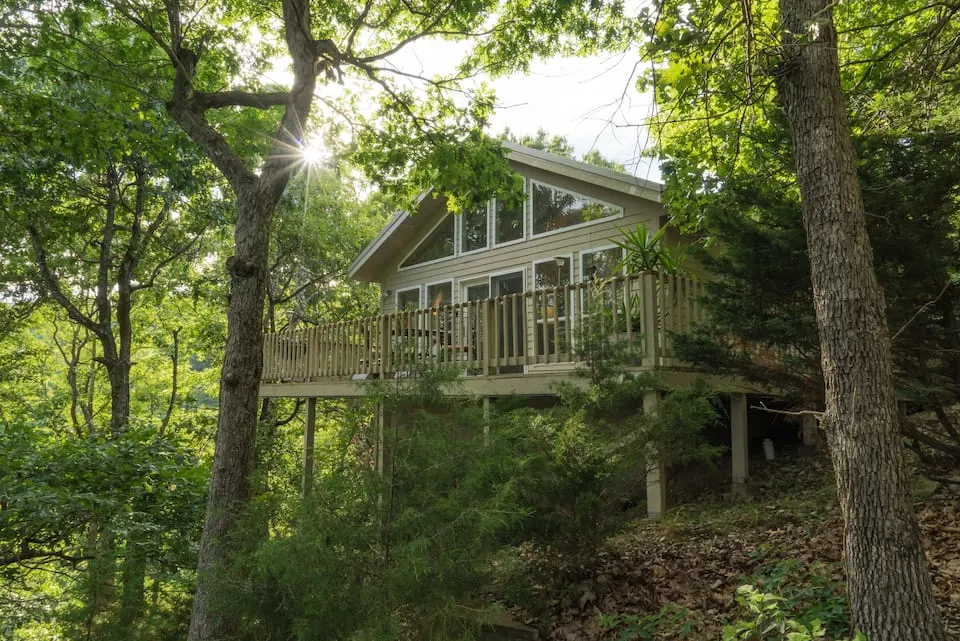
[494,185,524,245]
[396,287,421,311]
[534,258,572,357]
[581,247,624,282]
[401,215,455,268]
[464,283,489,301]
[534,257,572,318]
[460,203,488,253]
[426,281,453,308]
[531,182,621,236]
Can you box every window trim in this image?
[487,266,527,297]
[397,214,456,272]
[458,201,491,256]
[532,254,574,291]
[492,179,527,248]
[395,285,422,312]
[578,244,626,283]
[532,253,574,321]
[460,276,491,302]
[424,278,455,308]
[529,180,624,240]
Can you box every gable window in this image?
[531,182,622,237]
[400,215,455,268]
[494,182,525,245]
[460,203,488,253]
[396,287,421,311]
[581,246,624,282]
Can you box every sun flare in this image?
[300,140,327,166]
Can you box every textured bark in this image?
[171,0,321,637]
[774,1,947,639]
[186,192,274,641]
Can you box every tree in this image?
[0,25,227,635]
[0,1,604,638]
[634,0,954,636]
[671,133,960,477]
[774,2,944,636]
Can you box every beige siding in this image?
[379,162,665,315]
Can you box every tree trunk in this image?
[105,358,131,436]
[119,537,147,627]
[187,191,273,641]
[774,1,946,639]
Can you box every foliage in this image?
[669,132,960,476]
[615,223,686,275]
[266,168,387,332]
[0,422,208,640]
[722,586,827,641]
[598,604,702,640]
[498,329,721,603]
[224,335,723,639]
[635,0,960,480]
[224,367,530,640]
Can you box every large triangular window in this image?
[400,215,455,268]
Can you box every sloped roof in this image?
[347,141,663,282]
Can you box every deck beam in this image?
[260,369,762,399]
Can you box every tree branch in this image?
[159,327,180,436]
[751,400,825,419]
[193,90,291,110]
[26,226,104,337]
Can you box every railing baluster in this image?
[540,290,549,364]
[259,269,708,384]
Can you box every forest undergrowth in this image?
[505,454,960,641]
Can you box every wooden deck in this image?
[261,271,717,398]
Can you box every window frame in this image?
[398,214,456,271]
[579,244,626,283]
[460,276,491,302]
[529,180,624,240]
[395,286,423,312]
[492,178,527,248]
[458,201,491,256]
[532,254,574,320]
[424,278,455,309]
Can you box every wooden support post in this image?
[801,413,822,451]
[644,390,667,519]
[376,403,385,479]
[302,397,317,498]
[731,393,749,490]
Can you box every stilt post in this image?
[731,392,749,488]
[644,389,666,519]
[302,397,317,497]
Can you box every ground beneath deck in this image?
[500,455,960,640]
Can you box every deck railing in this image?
[262,271,705,383]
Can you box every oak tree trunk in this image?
[774,0,946,638]
[187,190,273,641]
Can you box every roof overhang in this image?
[347,143,664,283]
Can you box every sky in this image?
[358,35,662,181]
[485,53,660,181]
